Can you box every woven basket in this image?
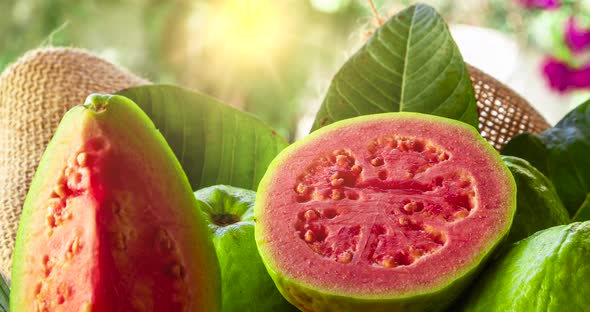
[0,49,550,278]
[468,64,550,150]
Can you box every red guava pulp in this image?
[255,113,516,311]
[11,95,220,312]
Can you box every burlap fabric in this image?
[0,47,148,277]
[467,64,550,150]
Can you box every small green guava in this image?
[195,185,297,312]
[459,221,590,311]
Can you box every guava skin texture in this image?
[195,185,297,312]
[502,156,570,245]
[459,222,590,312]
[255,113,516,312]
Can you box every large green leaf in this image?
[503,99,590,218]
[118,85,289,191]
[311,4,478,131]
[0,272,8,312]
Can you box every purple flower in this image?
[543,58,571,92]
[565,17,590,53]
[542,57,590,93]
[517,0,561,9]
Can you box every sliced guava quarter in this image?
[11,94,220,312]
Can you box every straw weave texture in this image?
[468,64,550,150]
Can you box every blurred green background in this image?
[0,0,586,139]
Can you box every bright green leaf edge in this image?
[311,3,478,131]
[118,84,289,191]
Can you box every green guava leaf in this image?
[503,99,590,218]
[502,156,570,245]
[0,272,8,312]
[311,4,478,131]
[118,85,289,191]
[573,194,590,222]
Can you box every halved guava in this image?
[255,113,516,311]
[11,94,220,311]
[459,221,590,311]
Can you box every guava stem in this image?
[367,0,384,26]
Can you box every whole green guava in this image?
[459,221,590,311]
[195,185,297,312]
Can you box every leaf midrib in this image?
[399,6,417,112]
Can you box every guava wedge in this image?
[502,156,570,245]
[459,221,590,311]
[255,113,516,311]
[11,94,220,311]
[195,185,297,312]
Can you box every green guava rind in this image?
[195,185,297,312]
[268,264,484,312]
[255,112,517,312]
[11,94,221,311]
[459,221,590,311]
[502,156,570,245]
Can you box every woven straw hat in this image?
[0,48,549,279]
[0,47,148,277]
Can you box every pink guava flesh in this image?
[257,114,515,298]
